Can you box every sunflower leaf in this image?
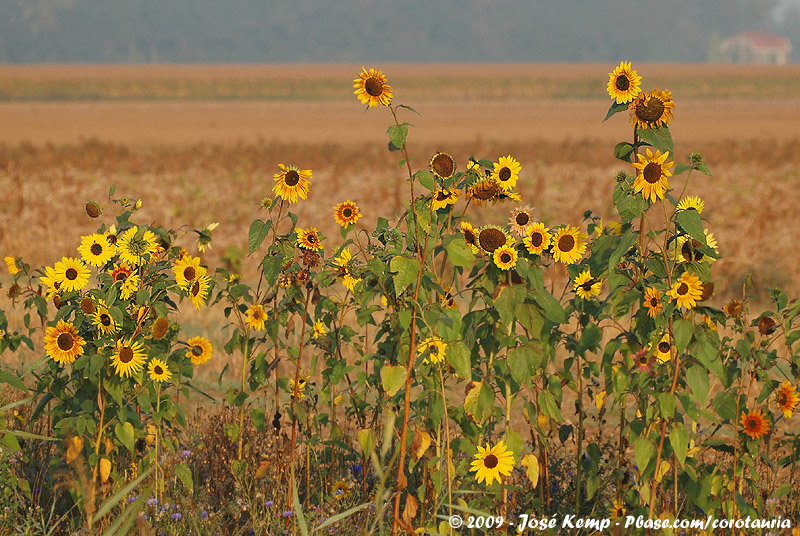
[416,170,435,191]
[686,365,710,405]
[676,210,707,246]
[444,235,474,268]
[389,256,420,295]
[446,340,471,380]
[380,365,407,397]
[114,422,135,453]
[637,126,673,155]
[531,289,567,324]
[387,123,409,151]
[603,101,628,122]
[398,104,421,116]
[670,425,688,467]
[613,142,634,163]
[247,219,270,255]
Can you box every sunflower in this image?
[676,195,704,214]
[312,320,326,340]
[430,188,460,211]
[4,256,20,275]
[551,226,587,265]
[470,440,515,486]
[117,226,159,266]
[477,226,509,254]
[245,304,267,331]
[466,179,502,207]
[273,164,312,204]
[185,336,213,365]
[634,348,655,376]
[608,499,626,518]
[573,268,601,299]
[459,222,481,254]
[490,155,522,192]
[653,334,672,364]
[110,340,147,379]
[44,320,85,365]
[296,228,323,251]
[188,274,211,309]
[740,409,770,440]
[775,382,799,418]
[173,255,206,289]
[54,257,91,293]
[353,67,393,107]
[331,480,352,501]
[675,231,718,264]
[430,152,456,179]
[492,189,522,204]
[333,247,361,292]
[667,271,703,310]
[120,273,140,300]
[607,61,642,104]
[439,286,457,310]
[643,287,663,318]
[289,375,308,400]
[417,336,446,365]
[333,201,361,228]
[40,265,62,300]
[509,206,535,237]
[523,223,552,256]
[630,89,675,129]
[147,358,172,383]
[493,244,518,271]
[104,224,119,246]
[724,300,743,319]
[91,300,118,336]
[632,148,673,203]
[78,233,115,267]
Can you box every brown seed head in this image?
[85,202,101,218]
[757,316,776,336]
[80,297,96,314]
[152,317,170,339]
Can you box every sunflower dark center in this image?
[100,314,111,326]
[778,392,788,405]
[530,233,543,247]
[107,234,117,245]
[183,266,196,281]
[483,454,499,469]
[464,230,476,245]
[119,347,134,363]
[91,243,103,255]
[658,341,671,353]
[498,167,512,181]
[57,333,74,351]
[114,271,129,282]
[643,163,662,184]
[677,283,689,295]
[66,268,78,280]
[284,170,300,187]
[365,77,383,97]
[432,154,455,177]
[478,228,506,253]
[639,355,648,364]
[436,191,448,201]
[650,298,659,307]
[681,239,704,262]
[746,418,757,430]
[191,280,200,296]
[472,182,499,200]
[515,213,530,226]
[253,309,263,321]
[615,75,630,91]
[343,208,352,218]
[500,253,512,263]
[154,365,164,375]
[192,346,203,356]
[558,234,575,252]
[636,97,665,123]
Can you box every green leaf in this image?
[711,391,738,422]
[494,285,526,328]
[416,170,435,192]
[673,318,693,353]
[444,235,474,268]
[389,256,420,295]
[0,371,26,392]
[251,408,266,431]
[670,426,688,467]
[380,365,407,397]
[261,255,284,287]
[538,390,562,423]
[575,323,602,356]
[658,393,676,419]
[685,366,710,405]
[175,463,193,494]
[387,123,408,151]
[446,340,471,380]
[635,438,654,474]
[676,210,707,246]
[507,346,531,386]
[531,289,567,324]
[637,125,673,155]
[773,482,792,499]
[603,101,628,122]
[614,142,635,163]
[114,422,135,453]
[248,219,270,255]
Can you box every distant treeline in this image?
[1,0,796,63]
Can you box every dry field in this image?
[1,63,800,381]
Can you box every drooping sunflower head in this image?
[152,317,170,339]
[643,287,663,318]
[469,440,515,486]
[523,223,552,256]
[573,268,601,300]
[417,336,447,365]
[490,155,522,192]
[667,271,703,310]
[630,88,675,129]
[632,148,673,203]
[509,206,535,237]
[607,61,642,104]
[459,222,481,254]
[724,299,743,319]
[44,320,86,365]
[775,382,799,419]
[273,164,312,204]
[78,233,116,267]
[5,256,21,275]
[296,228,323,252]
[551,226,587,265]
[185,336,213,365]
[676,195,704,214]
[110,339,147,379]
[333,200,362,228]
[147,358,172,383]
[492,244,518,271]
[353,67,393,108]
[245,304,267,331]
[430,188,460,211]
[467,179,502,207]
[477,226,509,254]
[54,257,91,293]
[758,315,777,336]
[740,409,770,440]
[430,152,456,180]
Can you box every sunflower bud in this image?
[615,171,627,183]
[80,297,96,314]
[689,152,704,166]
[133,199,143,210]
[152,317,169,339]
[85,202,101,218]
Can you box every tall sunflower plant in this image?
[1,187,215,524]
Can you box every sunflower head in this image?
[334,201,361,228]
[460,222,481,254]
[469,440,515,486]
[273,164,312,204]
[477,226,508,254]
[296,228,323,251]
[430,188,460,211]
[467,179,502,206]
[148,358,172,383]
[643,287,663,318]
[607,61,642,104]
[667,271,704,310]
[573,268,601,299]
[492,244,518,271]
[775,382,799,418]
[632,148,673,203]
[430,152,456,180]
[551,226,587,265]
[630,89,675,129]
[353,67,393,108]
[724,300,743,319]
[523,223,552,256]
[44,320,86,365]
[509,206,535,237]
[186,336,213,365]
[676,195,704,214]
[490,155,522,192]
[740,409,770,440]
[417,336,447,365]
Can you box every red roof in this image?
[734,31,791,49]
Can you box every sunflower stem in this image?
[287,285,313,509]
